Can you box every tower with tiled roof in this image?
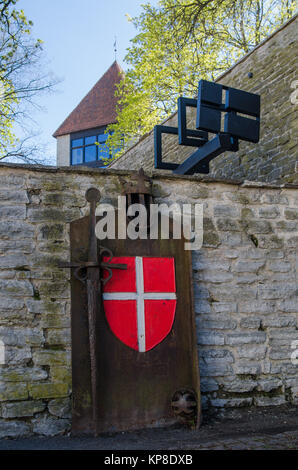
[53,61,124,167]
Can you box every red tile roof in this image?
[53,61,124,138]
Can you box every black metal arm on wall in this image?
[154,80,260,175]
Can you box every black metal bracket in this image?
[154,79,260,175]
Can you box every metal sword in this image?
[59,187,127,435]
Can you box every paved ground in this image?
[0,405,297,450]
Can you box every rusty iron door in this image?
[70,214,200,435]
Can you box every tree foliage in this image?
[107,0,297,158]
[0,0,56,161]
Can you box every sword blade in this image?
[86,189,101,436]
[86,276,100,435]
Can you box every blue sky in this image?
[17,0,157,164]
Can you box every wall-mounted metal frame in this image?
[177,97,208,147]
[154,125,180,171]
[154,79,260,175]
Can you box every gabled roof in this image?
[53,61,124,138]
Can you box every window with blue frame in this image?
[71,131,114,166]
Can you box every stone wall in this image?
[0,163,297,437]
[110,15,298,184]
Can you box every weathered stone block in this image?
[246,220,272,234]
[235,273,258,284]
[29,382,69,399]
[33,350,70,366]
[25,299,65,315]
[200,378,219,393]
[46,329,71,346]
[0,280,33,296]
[239,317,262,329]
[212,302,237,313]
[197,314,237,330]
[0,297,24,310]
[193,284,210,300]
[37,281,70,299]
[50,367,72,385]
[0,383,28,401]
[197,331,225,346]
[267,261,291,272]
[48,398,71,418]
[210,285,257,301]
[0,254,29,269]
[32,415,70,436]
[0,206,26,220]
[197,271,234,283]
[42,192,85,207]
[0,270,15,279]
[5,347,32,365]
[234,362,262,375]
[237,344,267,360]
[40,314,70,329]
[210,398,253,408]
[214,205,240,218]
[0,367,48,382]
[226,332,266,346]
[194,300,212,314]
[2,400,46,418]
[0,327,44,347]
[238,300,276,314]
[199,349,234,362]
[193,259,230,271]
[220,232,242,247]
[0,239,35,253]
[266,250,285,259]
[0,190,29,204]
[258,206,280,218]
[222,377,257,393]
[257,378,283,393]
[199,363,233,377]
[0,420,30,438]
[254,396,286,406]
[276,220,298,231]
[258,283,297,300]
[37,224,65,241]
[257,235,284,249]
[262,315,296,328]
[233,260,265,272]
[0,173,26,188]
[27,207,80,223]
[277,299,298,313]
[284,208,298,220]
[216,218,240,231]
[260,193,288,204]
[202,231,220,247]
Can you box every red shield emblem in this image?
[102,257,177,352]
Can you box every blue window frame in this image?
[71,131,113,166]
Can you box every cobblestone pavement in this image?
[182,430,298,450]
[0,406,297,450]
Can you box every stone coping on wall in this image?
[1,162,298,190]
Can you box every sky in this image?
[16,0,158,164]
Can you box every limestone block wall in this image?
[0,163,297,438]
[110,15,298,184]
